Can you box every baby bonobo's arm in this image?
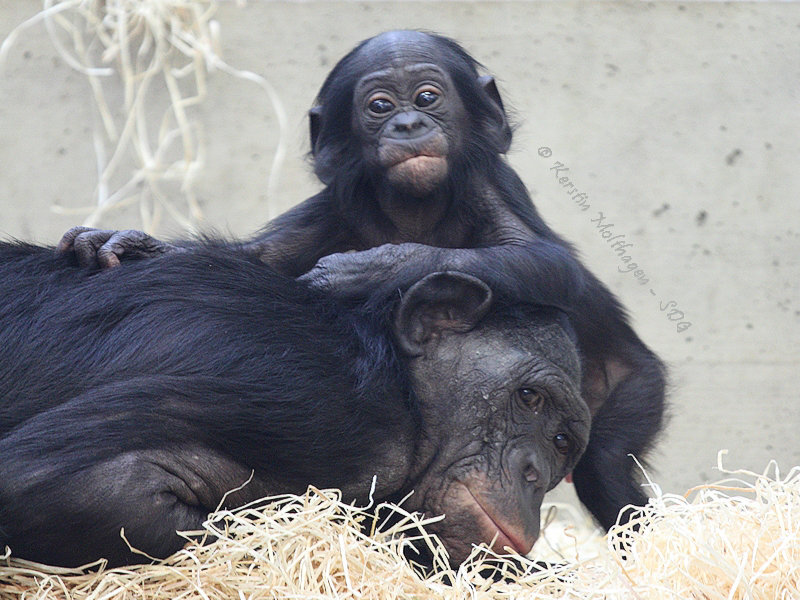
[56,194,349,275]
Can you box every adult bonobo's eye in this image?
[414,87,441,108]
[516,388,545,413]
[553,433,571,455]
[367,95,395,115]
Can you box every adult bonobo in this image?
[0,241,590,568]
[57,30,666,530]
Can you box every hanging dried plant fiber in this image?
[0,454,797,599]
[0,0,288,232]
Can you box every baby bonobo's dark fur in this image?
[57,30,666,530]
[0,241,589,568]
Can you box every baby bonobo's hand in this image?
[56,226,178,269]
[299,243,434,299]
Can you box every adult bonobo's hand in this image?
[299,243,432,298]
[56,227,178,269]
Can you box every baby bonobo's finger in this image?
[96,236,125,268]
[72,230,117,269]
[97,230,176,268]
[55,226,97,255]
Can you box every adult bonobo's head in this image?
[392,272,590,564]
[309,30,512,198]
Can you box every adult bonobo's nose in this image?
[385,111,434,139]
[523,462,541,484]
[514,449,551,491]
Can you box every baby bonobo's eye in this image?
[414,87,441,108]
[553,433,572,455]
[516,387,545,413]
[368,95,395,115]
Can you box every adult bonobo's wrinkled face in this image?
[310,30,511,196]
[394,272,590,565]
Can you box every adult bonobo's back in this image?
[0,241,590,567]
[58,30,666,532]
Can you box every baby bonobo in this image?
[56,30,666,531]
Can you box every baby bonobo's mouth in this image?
[379,130,448,167]
[391,153,440,167]
[382,147,446,173]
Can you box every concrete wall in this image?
[1,1,798,504]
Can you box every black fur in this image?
[0,242,413,565]
[0,242,402,477]
[0,241,591,567]
[55,30,666,531]
[284,31,667,528]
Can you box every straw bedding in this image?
[0,453,797,599]
[2,8,795,595]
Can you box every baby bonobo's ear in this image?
[477,75,512,154]
[309,105,323,153]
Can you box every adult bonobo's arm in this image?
[564,270,667,529]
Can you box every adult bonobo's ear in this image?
[309,105,323,154]
[477,75,512,154]
[395,272,493,356]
